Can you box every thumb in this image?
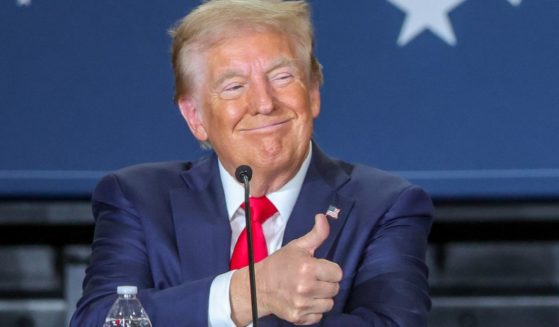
[295,214,330,255]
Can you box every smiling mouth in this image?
[240,119,291,132]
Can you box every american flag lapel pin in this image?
[326,205,340,219]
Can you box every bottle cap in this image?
[117,286,138,295]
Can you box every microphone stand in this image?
[240,171,259,326]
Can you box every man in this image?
[71,0,433,326]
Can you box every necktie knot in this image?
[242,196,277,224]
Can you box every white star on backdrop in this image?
[16,0,31,6]
[508,0,522,6]
[387,0,467,47]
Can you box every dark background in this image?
[1,0,559,326]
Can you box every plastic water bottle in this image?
[103,286,153,327]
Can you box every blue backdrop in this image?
[1,0,558,198]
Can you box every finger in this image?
[293,299,333,324]
[311,280,340,299]
[310,298,335,314]
[314,259,343,282]
[294,214,330,254]
[293,313,323,325]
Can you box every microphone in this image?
[235,165,252,183]
[234,165,259,326]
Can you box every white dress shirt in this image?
[208,145,312,326]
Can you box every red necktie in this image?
[230,196,277,270]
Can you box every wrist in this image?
[254,261,271,317]
[230,269,251,326]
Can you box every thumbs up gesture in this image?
[231,214,343,325]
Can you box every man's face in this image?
[179,31,320,182]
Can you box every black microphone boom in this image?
[235,164,258,326]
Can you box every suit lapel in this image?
[170,154,232,281]
[283,144,355,259]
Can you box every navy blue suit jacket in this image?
[70,144,433,326]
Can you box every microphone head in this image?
[235,165,252,183]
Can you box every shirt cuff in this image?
[209,270,236,327]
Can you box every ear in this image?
[309,83,321,118]
[178,96,209,142]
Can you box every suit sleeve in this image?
[69,173,213,327]
[327,185,433,326]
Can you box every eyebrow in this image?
[212,70,243,90]
[266,57,299,74]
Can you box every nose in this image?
[249,78,274,115]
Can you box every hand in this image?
[231,214,343,325]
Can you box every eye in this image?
[225,84,243,92]
[220,83,245,99]
[271,72,294,87]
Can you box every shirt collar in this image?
[219,143,312,221]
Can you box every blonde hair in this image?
[169,0,323,103]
